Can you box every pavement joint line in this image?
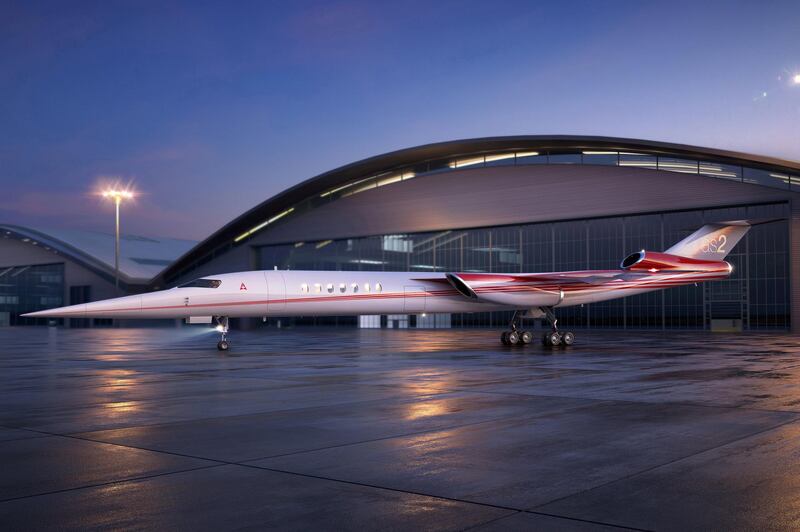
[235,460,649,532]
[521,509,652,531]
[239,417,519,463]
[0,464,225,504]
[0,426,234,466]
[458,510,523,532]
[445,386,800,416]
[460,509,652,532]
[528,415,800,511]
[232,401,607,465]
[0,390,458,436]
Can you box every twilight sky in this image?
[1,0,799,241]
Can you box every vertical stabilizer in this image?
[665,221,751,260]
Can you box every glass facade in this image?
[255,203,790,330]
[0,263,65,325]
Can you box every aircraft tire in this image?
[546,331,561,347]
[562,331,575,346]
[520,330,533,344]
[217,340,230,351]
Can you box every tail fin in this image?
[665,220,752,260]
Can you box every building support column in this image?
[791,199,800,333]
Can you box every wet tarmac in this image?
[1,326,800,530]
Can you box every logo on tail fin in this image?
[701,234,727,254]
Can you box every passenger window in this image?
[339,283,346,293]
[314,283,322,293]
[301,283,308,293]
[351,283,358,293]
[326,283,334,293]
[375,282,382,292]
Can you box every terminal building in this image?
[154,136,800,333]
[0,225,195,326]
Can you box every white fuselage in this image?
[28,267,730,320]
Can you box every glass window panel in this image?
[451,156,485,169]
[618,152,657,169]
[548,153,582,164]
[582,152,618,165]
[514,151,546,165]
[698,161,742,181]
[657,157,698,174]
[426,159,451,174]
[484,153,516,167]
[743,168,790,189]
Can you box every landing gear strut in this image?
[498,307,575,348]
[500,311,533,346]
[216,316,230,351]
[540,306,575,348]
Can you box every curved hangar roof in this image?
[161,135,800,282]
[0,224,196,285]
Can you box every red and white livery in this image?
[25,221,755,350]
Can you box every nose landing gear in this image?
[215,316,230,351]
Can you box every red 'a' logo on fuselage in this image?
[240,282,247,291]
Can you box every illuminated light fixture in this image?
[315,239,332,249]
[484,153,515,163]
[376,173,402,187]
[320,176,373,198]
[582,151,617,155]
[101,189,134,200]
[350,259,385,265]
[401,171,416,180]
[294,242,305,248]
[793,73,800,85]
[234,207,294,242]
[618,161,657,167]
[515,151,539,158]
[342,183,376,197]
[450,156,485,168]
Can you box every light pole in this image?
[101,189,134,294]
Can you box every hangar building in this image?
[157,136,800,332]
[0,225,195,326]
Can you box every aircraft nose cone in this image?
[22,304,88,318]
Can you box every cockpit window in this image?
[178,278,221,288]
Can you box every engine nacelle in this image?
[620,251,731,274]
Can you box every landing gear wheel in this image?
[507,330,521,345]
[501,331,510,345]
[217,340,229,351]
[520,330,533,344]
[543,331,561,347]
[561,331,575,346]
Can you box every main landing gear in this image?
[500,311,534,346]
[499,307,575,348]
[216,316,230,351]
[539,306,575,348]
